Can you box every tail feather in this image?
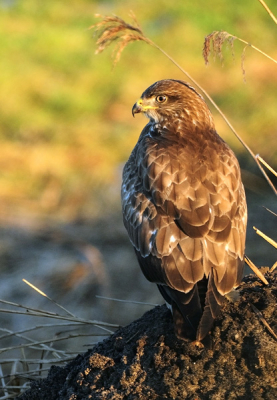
[196,271,224,341]
[158,271,225,342]
[158,283,203,340]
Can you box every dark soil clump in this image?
[18,271,277,399]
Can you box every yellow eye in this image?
[156,95,167,103]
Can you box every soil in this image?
[17,271,277,400]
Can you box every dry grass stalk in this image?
[258,0,277,24]
[0,307,117,331]
[0,298,59,316]
[95,295,158,307]
[0,298,118,332]
[256,155,277,177]
[1,327,71,356]
[0,365,8,397]
[254,157,277,196]
[244,256,269,285]
[22,279,76,317]
[270,261,277,272]
[263,206,277,217]
[253,226,277,249]
[0,322,95,341]
[1,332,109,355]
[0,283,119,398]
[1,366,65,381]
[0,277,160,397]
[1,357,74,365]
[250,303,277,340]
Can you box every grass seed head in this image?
[91,13,151,65]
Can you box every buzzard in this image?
[121,79,247,343]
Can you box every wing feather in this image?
[122,127,246,289]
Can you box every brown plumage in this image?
[121,79,247,343]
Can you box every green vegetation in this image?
[0,0,276,220]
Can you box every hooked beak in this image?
[132,98,158,117]
[132,99,143,117]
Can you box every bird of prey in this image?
[121,79,247,343]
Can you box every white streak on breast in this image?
[170,235,176,243]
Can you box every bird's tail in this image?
[196,271,225,341]
[158,271,225,341]
[158,282,203,340]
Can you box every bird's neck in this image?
[150,114,215,138]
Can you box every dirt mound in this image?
[18,271,277,400]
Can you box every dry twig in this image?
[258,0,277,24]
[256,155,277,177]
[250,303,277,340]
[253,227,277,249]
[22,279,76,318]
[95,295,158,306]
[263,206,277,217]
[244,256,269,285]
[270,261,277,272]
[0,283,119,398]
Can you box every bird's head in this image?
[132,79,214,130]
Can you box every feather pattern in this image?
[122,79,247,342]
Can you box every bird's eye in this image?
[156,95,167,103]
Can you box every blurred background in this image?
[0,0,276,342]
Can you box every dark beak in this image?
[132,102,142,117]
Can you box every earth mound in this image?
[18,271,277,400]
